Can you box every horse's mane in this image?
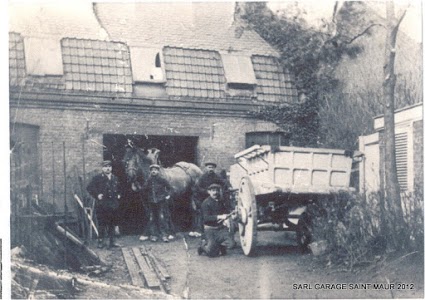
[123,146,154,184]
[123,147,153,164]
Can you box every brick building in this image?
[9,3,298,223]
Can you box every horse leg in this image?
[166,199,176,236]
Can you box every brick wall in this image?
[10,104,277,213]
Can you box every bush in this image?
[401,185,424,251]
[307,189,423,270]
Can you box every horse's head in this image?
[146,148,161,165]
[122,146,153,191]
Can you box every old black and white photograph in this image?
[7,0,423,299]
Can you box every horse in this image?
[122,145,152,192]
[123,146,203,231]
[119,145,154,234]
[146,148,203,199]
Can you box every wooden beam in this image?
[54,223,101,264]
[132,247,160,288]
[146,248,171,279]
[121,247,145,287]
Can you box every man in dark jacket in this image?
[87,160,122,249]
[141,164,172,242]
[198,183,236,257]
[190,162,226,237]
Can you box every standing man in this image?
[141,164,173,242]
[198,184,236,257]
[87,160,122,249]
[190,162,225,237]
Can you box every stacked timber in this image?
[122,246,171,293]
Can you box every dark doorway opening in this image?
[10,123,40,247]
[103,134,198,235]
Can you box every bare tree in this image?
[382,1,408,250]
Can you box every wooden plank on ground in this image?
[141,246,171,293]
[121,247,145,287]
[146,248,171,279]
[139,246,154,270]
[132,247,160,288]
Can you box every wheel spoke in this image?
[237,177,257,256]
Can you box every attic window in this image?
[221,54,256,86]
[155,53,161,68]
[130,47,165,83]
[24,37,63,76]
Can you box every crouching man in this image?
[198,184,236,257]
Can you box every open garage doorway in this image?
[103,134,199,235]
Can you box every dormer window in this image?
[130,47,165,83]
[155,53,161,68]
[221,54,257,87]
[24,37,64,76]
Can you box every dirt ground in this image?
[70,231,424,299]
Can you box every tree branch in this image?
[343,23,386,44]
[394,5,409,31]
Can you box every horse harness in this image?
[174,162,197,186]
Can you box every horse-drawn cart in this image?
[229,145,357,256]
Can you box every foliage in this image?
[248,101,319,147]
[308,189,424,270]
[400,185,424,252]
[240,2,363,100]
[240,2,368,146]
[242,2,421,151]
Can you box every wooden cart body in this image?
[229,145,355,255]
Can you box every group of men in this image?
[87,159,236,257]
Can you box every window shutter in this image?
[395,132,408,191]
[221,54,256,85]
[24,37,63,76]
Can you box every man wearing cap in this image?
[141,164,173,242]
[198,183,236,257]
[87,160,122,249]
[190,162,226,237]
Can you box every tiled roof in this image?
[252,56,298,102]
[94,2,278,56]
[8,3,297,102]
[9,32,66,90]
[9,33,133,94]
[61,38,132,94]
[9,32,26,87]
[163,47,298,102]
[163,47,226,99]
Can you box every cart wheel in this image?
[238,177,257,256]
[296,214,312,252]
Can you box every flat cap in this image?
[205,162,217,167]
[149,164,161,170]
[102,160,112,167]
[207,183,221,190]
